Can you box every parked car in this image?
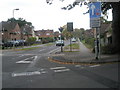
[71,38,76,42]
[16,40,26,46]
[3,41,19,48]
[55,40,64,46]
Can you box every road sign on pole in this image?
[89,2,101,19]
[67,22,73,32]
[89,2,101,28]
[89,2,101,60]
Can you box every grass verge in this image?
[64,43,79,49]
[14,47,41,51]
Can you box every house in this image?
[84,29,94,38]
[54,31,60,40]
[21,24,35,40]
[100,22,112,46]
[1,21,21,42]
[35,29,54,39]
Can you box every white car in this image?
[55,40,64,46]
[71,38,76,42]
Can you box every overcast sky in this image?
[0,0,112,31]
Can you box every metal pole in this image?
[98,27,101,59]
[13,9,14,18]
[70,31,72,52]
[95,28,98,60]
[60,33,63,52]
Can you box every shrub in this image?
[101,45,116,54]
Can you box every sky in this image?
[0,0,112,31]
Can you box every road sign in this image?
[89,2,101,19]
[90,18,101,28]
[67,22,73,32]
[58,27,63,32]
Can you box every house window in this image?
[46,33,50,35]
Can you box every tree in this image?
[7,18,33,28]
[46,1,120,53]
[61,25,71,39]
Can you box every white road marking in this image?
[54,69,70,73]
[33,56,38,61]
[48,47,60,54]
[16,56,37,64]
[50,67,66,70]
[89,64,100,67]
[18,55,24,57]
[50,66,70,73]
[75,65,81,67]
[16,61,32,64]
[39,49,45,52]
[12,71,41,77]
[41,71,46,74]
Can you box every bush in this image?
[41,37,54,44]
[101,45,116,54]
[26,37,37,45]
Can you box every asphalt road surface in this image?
[2,41,120,88]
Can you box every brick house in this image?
[54,31,60,40]
[35,29,54,39]
[21,24,34,40]
[84,29,94,38]
[1,21,21,42]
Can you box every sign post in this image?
[67,22,73,52]
[58,27,64,52]
[89,2,101,60]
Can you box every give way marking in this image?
[16,56,38,64]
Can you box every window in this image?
[46,33,50,35]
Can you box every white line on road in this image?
[39,49,45,52]
[48,47,60,54]
[50,67,66,70]
[16,61,32,64]
[16,56,37,64]
[12,71,41,77]
[18,55,24,57]
[89,64,101,67]
[75,65,81,67]
[54,69,70,73]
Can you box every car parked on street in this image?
[71,38,76,42]
[55,40,64,46]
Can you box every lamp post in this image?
[13,8,19,18]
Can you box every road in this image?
[2,41,120,88]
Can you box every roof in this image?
[100,23,111,34]
[2,21,18,31]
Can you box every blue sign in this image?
[89,2,101,19]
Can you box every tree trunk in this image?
[111,2,120,54]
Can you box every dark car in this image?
[3,41,19,48]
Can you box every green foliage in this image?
[64,43,79,49]
[7,18,33,28]
[84,37,95,48]
[41,37,54,44]
[101,45,116,54]
[26,37,37,44]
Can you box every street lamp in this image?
[13,8,19,18]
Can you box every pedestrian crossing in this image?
[11,65,101,77]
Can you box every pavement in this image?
[49,40,120,65]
